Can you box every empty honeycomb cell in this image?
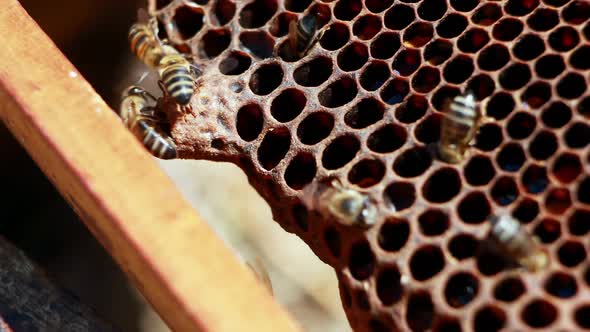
[527,8,559,31]
[543,0,571,7]
[432,317,462,332]
[497,143,526,172]
[418,209,449,236]
[365,0,394,13]
[337,42,369,72]
[424,39,453,65]
[378,218,410,252]
[557,73,587,99]
[406,291,434,332]
[478,44,510,71]
[436,13,467,39]
[410,245,445,281]
[512,198,539,223]
[476,250,506,276]
[553,153,582,184]
[411,67,440,93]
[422,168,462,203]
[396,95,428,123]
[580,96,590,118]
[458,191,491,224]
[380,78,410,105]
[579,178,590,204]
[348,159,386,188]
[238,0,277,28]
[376,266,403,305]
[513,34,546,61]
[384,182,416,212]
[404,22,434,48]
[318,76,358,108]
[431,85,460,111]
[444,272,479,308]
[499,63,531,90]
[530,130,558,160]
[360,61,390,91]
[522,299,558,328]
[491,176,519,206]
[239,31,275,59]
[293,56,333,87]
[414,114,442,144]
[200,29,231,58]
[472,3,502,26]
[384,4,415,30]
[334,0,362,21]
[475,123,503,151]
[344,98,384,129]
[459,28,491,53]
[522,82,551,109]
[565,122,590,149]
[545,272,578,298]
[568,209,590,236]
[367,124,407,153]
[348,240,375,280]
[534,218,561,243]
[448,234,478,261]
[257,127,291,170]
[291,203,309,232]
[353,15,382,40]
[322,135,360,169]
[505,0,540,16]
[284,153,316,190]
[370,32,401,60]
[466,74,496,100]
[450,0,478,12]
[324,226,341,257]
[393,146,432,178]
[236,104,264,141]
[558,241,587,267]
[546,187,572,214]
[219,51,251,75]
[270,88,306,122]
[541,102,572,128]
[212,0,235,26]
[284,0,311,12]
[549,26,580,52]
[320,22,350,51]
[493,277,525,302]
[563,0,590,24]
[269,12,296,37]
[417,0,447,21]
[474,306,506,332]
[249,63,283,95]
[493,18,524,41]
[574,305,590,329]
[507,112,537,140]
[173,5,205,40]
[464,155,496,186]
[486,92,515,120]
[570,45,590,70]
[297,111,334,145]
[393,49,422,77]
[535,54,565,79]
[443,56,474,84]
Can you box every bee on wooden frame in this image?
[120,86,177,159]
[437,91,483,164]
[488,214,549,272]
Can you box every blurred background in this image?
[0,1,350,331]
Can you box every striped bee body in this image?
[489,215,548,272]
[120,86,177,159]
[438,92,482,163]
[289,14,321,58]
[158,54,195,105]
[128,23,164,69]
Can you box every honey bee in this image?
[437,91,482,163]
[288,13,324,59]
[120,86,177,159]
[488,214,549,272]
[128,19,196,105]
[306,179,377,227]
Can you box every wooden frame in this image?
[0,2,300,331]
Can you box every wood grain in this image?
[0,2,300,332]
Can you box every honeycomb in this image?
[148,0,590,330]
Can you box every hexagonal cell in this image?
[534,218,561,243]
[384,182,416,212]
[239,0,277,28]
[360,61,390,91]
[414,114,442,144]
[348,240,375,280]
[422,168,462,203]
[321,135,360,170]
[406,291,435,331]
[284,153,316,190]
[212,0,236,26]
[418,209,449,236]
[380,78,410,105]
[393,49,422,76]
[393,146,432,178]
[497,143,525,172]
[570,45,590,70]
[318,76,358,108]
[353,14,382,40]
[411,67,440,93]
[367,124,407,153]
[458,191,491,224]
[236,104,263,142]
[574,305,590,330]
[443,55,474,84]
[493,277,525,302]
[431,85,460,111]
[293,56,333,87]
[249,63,284,95]
[319,22,350,51]
[436,13,467,38]
[546,187,572,214]
[476,250,506,276]
[522,82,551,109]
[200,29,231,58]
[473,306,506,332]
[578,177,590,204]
[565,122,590,149]
[173,5,205,40]
[491,176,519,206]
[378,218,410,252]
[334,0,362,21]
[337,42,369,72]
[478,44,510,71]
[541,102,572,128]
[269,12,297,37]
[450,0,478,12]
[219,51,251,75]
[527,7,559,31]
[505,0,540,16]
[344,98,385,129]
[471,3,502,26]
[270,88,306,123]
[239,31,275,59]
[370,32,400,60]
[284,0,311,12]
[513,34,545,61]
[558,240,587,267]
[448,233,478,261]
[466,74,495,100]
[257,127,291,170]
[410,245,445,281]
[545,272,578,299]
[507,112,536,140]
[568,209,590,236]
[348,159,386,188]
[297,111,334,145]
[512,198,539,223]
[530,130,558,160]
[424,39,453,65]
[475,123,503,151]
[499,63,532,90]
[486,92,515,120]
[376,265,403,306]
[521,299,557,328]
[444,272,479,308]
[493,18,523,41]
[549,26,580,52]
[384,4,415,30]
[458,28,490,53]
[403,22,434,48]
[395,95,428,123]
[535,54,565,79]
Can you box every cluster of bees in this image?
[119,8,548,275]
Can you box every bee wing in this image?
[246,258,273,295]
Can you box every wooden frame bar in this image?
[0,2,300,331]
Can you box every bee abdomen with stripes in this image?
[159,54,196,106]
